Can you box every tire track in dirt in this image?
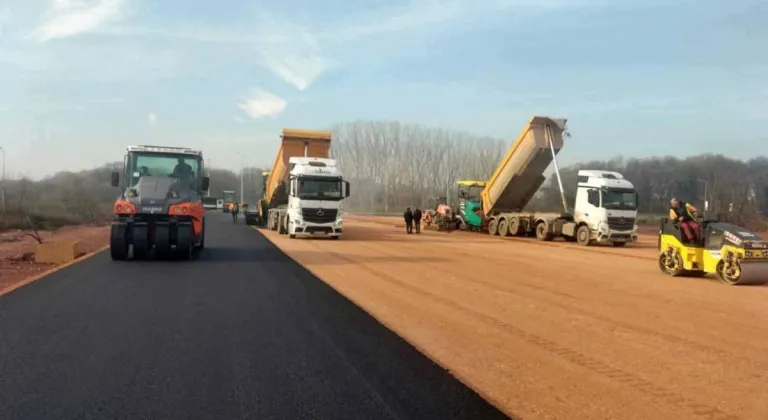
[305,240,741,420]
[369,239,768,370]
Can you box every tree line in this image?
[3,120,766,231]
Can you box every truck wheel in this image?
[508,217,521,236]
[535,222,554,241]
[576,225,592,246]
[498,220,509,237]
[488,219,499,236]
[110,224,128,260]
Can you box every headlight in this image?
[598,222,609,233]
[633,224,638,231]
[335,218,343,225]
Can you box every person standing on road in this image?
[232,202,240,223]
[413,207,423,234]
[404,207,414,234]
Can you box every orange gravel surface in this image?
[259,217,768,420]
[0,225,109,292]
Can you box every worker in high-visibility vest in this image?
[231,202,239,223]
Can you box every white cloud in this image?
[238,89,287,119]
[148,112,157,126]
[29,0,130,41]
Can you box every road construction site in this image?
[260,216,768,420]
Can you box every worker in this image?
[172,158,193,177]
[413,207,423,234]
[404,207,414,234]
[232,202,240,223]
[669,198,700,242]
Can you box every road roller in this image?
[658,217,768,285]
[109,145,209,261]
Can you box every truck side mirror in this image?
[111,171,120,187]
[201,176,210,191]
[345,181,351,197]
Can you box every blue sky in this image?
[0,0,766,179]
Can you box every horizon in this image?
[1,0,765,179]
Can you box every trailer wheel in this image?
[498,220,509,237]
[488,219,499,236]
[576,225,592,246]
[508,217,521,236]
[535,222,554,241]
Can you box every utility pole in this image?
[238,153,244,204]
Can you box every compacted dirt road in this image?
[261,217,768,420]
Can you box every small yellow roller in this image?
[658,217,768,285]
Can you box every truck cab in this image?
[573,170,638,245]
[285,157,350,238]
[456,180,486,230]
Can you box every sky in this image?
[0,0,766,179]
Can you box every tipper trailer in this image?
[457,116,639,246]
[255,129,350,239]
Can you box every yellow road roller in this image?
[658,217,768,285]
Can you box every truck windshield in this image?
[128,153,202,188]
[601,188,637,210]
[298,178,342,200]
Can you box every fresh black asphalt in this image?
[0,212,511,420]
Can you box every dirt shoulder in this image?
[0,225,109,293]
[260,219,768,420]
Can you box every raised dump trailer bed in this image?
[481,116,572,240]
[475,116,639,246]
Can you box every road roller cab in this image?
[658,216,768,285]
[109,145,210,260]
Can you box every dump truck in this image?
[458,116,639,246]
[256,129,350,239]
[109,145,210,260]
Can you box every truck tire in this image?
[110,223,128,261]
[498,220,509,237]
[535,222,554,241]
[488,219,499,236]
[576,225,592,246]
[508,217,521,236]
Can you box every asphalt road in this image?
[0,212,509,420]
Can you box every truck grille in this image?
[301,208,338,223]
[607,217,635,231]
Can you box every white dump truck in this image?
[458,116,639,246]
[256,129,350,239]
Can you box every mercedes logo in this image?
[317,209,324,216]
[619,217,625,224]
